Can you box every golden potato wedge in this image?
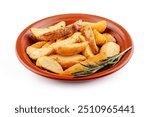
[36,56,63,73]
[31,21,66,41]
[82,46,94,58]
[100,42,120,57]
[61,42,120,75]
[93,29,105,45]
[55,42,88,56]
[81,25,99,54]
[27,32,82,60]
[49,54,86,69]
[40,20,82,41]
[26,46,54,60]
[79,35,94,58]
[82,20,107,33]
[93,30,116,46]
[60,52,107,75]
[52,32,81,46]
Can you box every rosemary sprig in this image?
[72,47,132,78]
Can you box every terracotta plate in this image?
[16,13,133,81]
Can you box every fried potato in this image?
[79,35,94,58]
[39,20,83,41]
[26,46,54,60]
[93,29,116,46]
[60,52,107,75]
[31,21,66,41]
[52,32,81,47]
[36,56,63,73]
[81,25,99,54]
[100,42,120,57]
[27,32,82,60]
[26,41,47,55]
[82,46,94,58]
[55,42,88,56]
[49,54,86,69]
[82,20,107,33]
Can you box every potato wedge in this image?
[60,52,107,75]
[36,56,63,73]
[81,25,99,54]
[31,21,66,41]
[39,20,82,41]
[100,42,120,57]
[55,42,88,56]
[26,46,54,60]
[82,20,107,33]
[52,32,81,47]
[49,54,86,69]
[93,30,116,46]
[61,42,120,75]
[79,35,94,58]
[82,46,94,58]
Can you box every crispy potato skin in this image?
[36,56,63,73]
[49,54,86,69]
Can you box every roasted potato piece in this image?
[93,29,116,46]
[82,46,94,58]
[36,56,63,73]
[100,42,120,57]
[31,21,66,41]
[79,35,94,58]
[60,52,107,75]
[38,20,82,41]
[81,25,99,54]
[82,20,107,33]
[49,54,86,69]
[52,32,81,47]
[61,42,120,75]
[26,41,47,56]
[55,42,88,56]
[27,32,82,60]
[26,47,54,60]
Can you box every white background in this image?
[0,0,150,117]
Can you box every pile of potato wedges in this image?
[26,20,120,75]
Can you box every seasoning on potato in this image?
[26,19,130,77]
